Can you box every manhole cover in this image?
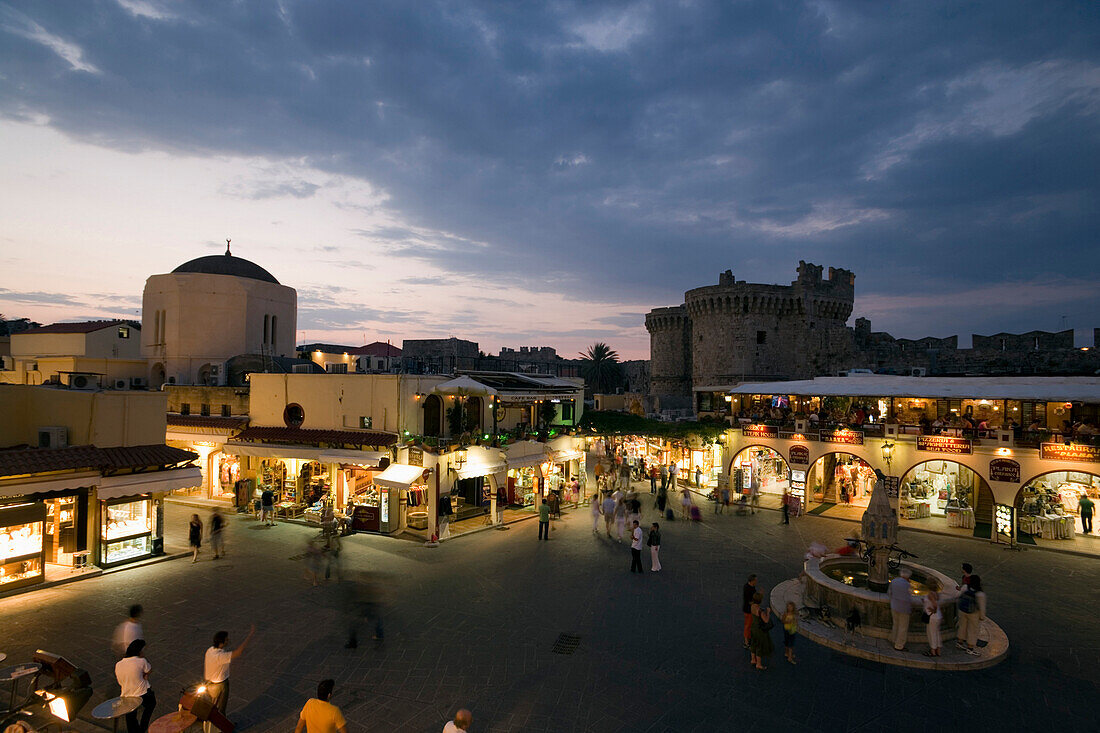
[551,633,581,655]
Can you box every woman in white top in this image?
[589,494,602,534]
[115,639,155,733]
[922,585,943,657]
[680,487,692,520]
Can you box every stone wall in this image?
[645,305,692,397]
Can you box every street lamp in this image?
[880,440,895,473]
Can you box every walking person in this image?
[741,575,757,649]
[203,624,256,732]
[210,510,226,559]
[1079,493,1094,533]
[649,465,658,494]
[115,639,156,733]
[782,601,798,664]
[538,498,551,540]
[189,514,203,563]
[590,493,602,534]
[602,493,616,538]
[647,522,661,572]
[679,486,692,520]
[922,584,943,657]
[659,463,668,492]
[748,592,774,670]
[956,575,987,656]
[261,487,276,525]
[719,484,731,514]
[614,497,627,543]
[781,489,791,525]
[657,484,668,516]
[669,462,679,490]
[887,568,915,651]
[749,475,761,514]
[695,466,702,488]
[112,604,144,658]
[294,679,348,733]
[629,520,644,573]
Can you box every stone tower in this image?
[861,473,897,592]
[644,306,692,398]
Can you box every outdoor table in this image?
[0,653,6,663]
[1019,515,1040,535]
[149,709,198,733]
[0,662,41,713]
[92,695,143,733]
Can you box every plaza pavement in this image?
[1,483,1098,733]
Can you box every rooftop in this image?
[708,376,1100,402]
[0,444,197,478]
[22,319,139,335]
[172,250,280,284]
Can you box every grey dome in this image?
[172,253,279,284]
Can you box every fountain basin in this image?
[802,556,958,642]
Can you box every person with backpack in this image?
[956,575,987,656]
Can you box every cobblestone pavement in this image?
[1,483,1097,733]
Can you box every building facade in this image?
[0,320,146,387]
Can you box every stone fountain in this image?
[771,473,1009,668]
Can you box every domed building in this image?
[142,243,297,387]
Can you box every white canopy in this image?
[373,463,427,490]
[717,376,1100,402]
[434,376,498,396]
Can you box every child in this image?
[782,601,798,664]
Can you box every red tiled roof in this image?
[167,415,249,430]
[22,320,138,335]
[0,444,197,478]
[233,426,398,447]
[348,342,402,357]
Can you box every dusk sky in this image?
[1,1,1098,359]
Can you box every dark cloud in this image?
[2,1,1099,339]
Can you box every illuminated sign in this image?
[789,445,810,465]
[819,430,864,446]
[408,447,423,467]
[994,503,1014,541]
[381,489,389,523]
[743,425,778,438]
[1040,443,1100,463]
[988,458,1021,483]
[915,436,972,455]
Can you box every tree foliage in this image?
[578,410,727,443]
[578,342,623,394]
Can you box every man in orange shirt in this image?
[295,679,347,733]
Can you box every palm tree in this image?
[579,342,623,395]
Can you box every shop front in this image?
[807,452,876,508]
[900,460,980,529]
[1018,469,1099,538]
[731,446,790,498]
[360,463,430,535]
[0,501,46,591]
[100,494,157,566]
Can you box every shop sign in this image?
[883,475,900,499]
[1040,442,1100,463]
[788,445,810,466]
[988,458,1021,483]
[742,424,778,439]
[408,447,423,467]
[915,436,972,455]
[351,504,379,532]
[819,430,864,446]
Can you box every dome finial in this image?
[225,238,232,256]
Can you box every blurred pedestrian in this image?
[749,475,761,514]
[443,709,472,732]
[649,465,658,494]
[112,604,144,658]
[115,639,155,733]
[782,601,798,664]
[210,510,226,559]
[629,520,644,573]
[614,497,627,542]
[781,489,791,525]
[679,487,692,520]
[304,538,324,586]
[602,493,616,537]
[294,679,347,733]
[956,575,987,656]
[647,522,661,572]
[203,625,256,732]
[669,462,679,489]
[887,568,915,652]
[590,493,602,534]
[922,584,943,658]
[189,514,203,563]
[659,463,668,492]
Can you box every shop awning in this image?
[506,453,551,470]
[319,449,388,466]
[373,463,428,490]
[455,462,506,480]
[97,467,203,500]
[0,471,98,499]
[223,442,322,461]
[554,450,584,462]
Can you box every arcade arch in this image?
[1017,469,1099,536]
[898,459,988,529]
[807,452,876,508]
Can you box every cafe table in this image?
[92,695,143,733]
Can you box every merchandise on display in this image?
[1,521,43,562]
[104,500,151,540]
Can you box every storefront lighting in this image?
[880,441,895,471]
[454,448,467,468]
[724,395,732,402]
[996,447,1012,456]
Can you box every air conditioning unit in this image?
[113,379,128,390]
[69,373,99,390]
[910,367,927,377]
[167,376,177,384]
[130,377,147,389]
[292,364,312,374]
[38,426,68,449]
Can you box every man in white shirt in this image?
[442,708,472,732]
[629,520,644,573]
[203,625,255,731]
[112,604,144,658]
[115,639,155,733]
[886,568,915,651]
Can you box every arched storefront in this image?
[729,446,790,498]
[1016,469,1099,537]
[899,459,989,530]
[807,452,876,508]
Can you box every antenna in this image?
[225,238,232,256]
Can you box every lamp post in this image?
[880,440,895,474]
